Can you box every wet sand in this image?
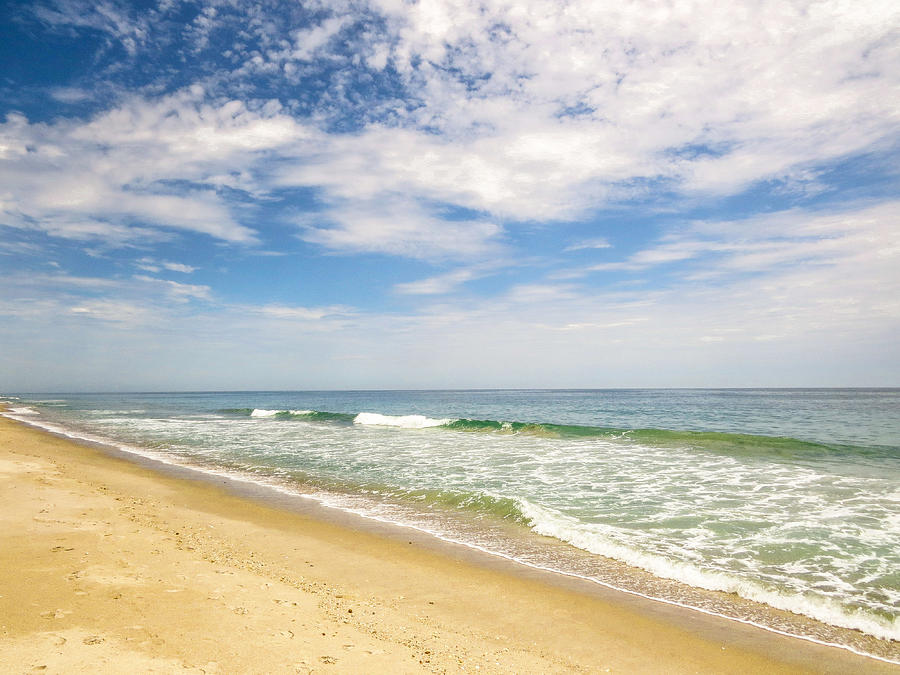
[0,413,896,674]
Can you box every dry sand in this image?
[1,413,896,674]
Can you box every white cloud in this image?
[0,268,219,337]
[503,283,580,305]
[394,267,481,295]
[133,275,211,302]
[0,238,44,256]
[250,304,354,321]
[134,256,197,274]
[2,1,899,389]
[49,87,92,103]
[289,16,350,61]
[3,196,898,388]
[7,0,897,261]
[260,0,897,236]
[273,122,628,222]
[160,261,196,274]
[340,0,900,204]
[300,196,503,260]
[0,90,319,246]
[68,300,151,323]
[32,0,151,55]
[331,199,897,385]
[566,238,612,252]
[587,201,900,279]
[13,273,119,290]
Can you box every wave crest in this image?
[354,412,451,428]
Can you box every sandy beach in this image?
[0,413,895,674]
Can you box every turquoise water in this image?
[3,389,899,658]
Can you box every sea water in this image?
[3,389,898,661]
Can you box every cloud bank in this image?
[1,0,898,389]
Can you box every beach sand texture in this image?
[1,414,896,674]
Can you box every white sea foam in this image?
[353,412,452,429]
[517,499,900,642]
[8,406,39,416]
[250,409,314,417]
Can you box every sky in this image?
[0,0,898,391]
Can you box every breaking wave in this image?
[219,408,892,460]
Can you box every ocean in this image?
[3,389,898,661]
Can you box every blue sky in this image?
[1,0,898,391]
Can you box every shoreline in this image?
[1,413,897,673]
[6,404,899,659]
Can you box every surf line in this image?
[2,408,897,666]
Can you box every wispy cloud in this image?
[133,275,211,302]
[48,87,92,103]
[9,273,120,290]
[565,238,612,252]
[394,267,484,295]
[31,0,152,56]
[587,201,900,278]
[68,299,152,323]
[299,197,504,260]
[135,257,197,274]
[249,304,354,321]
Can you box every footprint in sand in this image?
[40,609,71,619]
